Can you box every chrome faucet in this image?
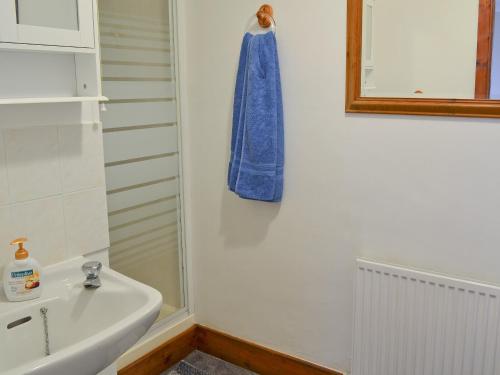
[82,261,102,289]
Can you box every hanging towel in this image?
[228,32,254,191]
[228,31,284,202]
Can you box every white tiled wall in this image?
[0,122,109,275]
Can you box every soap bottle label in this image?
[8,269,40,295]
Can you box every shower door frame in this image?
[149,0,193,331]
[99,0,193,336]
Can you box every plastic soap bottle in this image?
[2,237,43,302]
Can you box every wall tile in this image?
[11,197,66,267]
[4,126,62,202]
[0,206,14,275]
[0,132,10,206]
[63,188,110,257]
[59,123,105,193]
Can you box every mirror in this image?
[16,0,79,31]
[346,0,500,118]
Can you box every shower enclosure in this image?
[98,0,186,321]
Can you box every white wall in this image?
[364,0,479,98]
[0,101,109,277]
[182,0,500,372]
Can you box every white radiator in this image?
[353,259,500,375]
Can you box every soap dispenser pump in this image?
[2,237,43,302]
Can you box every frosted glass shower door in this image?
[99,0,184,321]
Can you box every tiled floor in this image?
[163,350,258,375]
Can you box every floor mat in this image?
[163,350,257,375]
[167,360,209,375]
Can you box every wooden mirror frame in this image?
[346,0,500,118]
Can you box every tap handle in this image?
[82,261,102,279]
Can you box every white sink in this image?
[0,257,162,375]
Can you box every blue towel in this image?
[228,32,253,190]
[228,32,284,202]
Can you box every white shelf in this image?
[0,42,96,54]
[0,96,109,105]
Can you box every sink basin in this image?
[0,257,162,375]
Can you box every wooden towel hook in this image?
[256,4,274,28]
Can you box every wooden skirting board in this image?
[118,325,198,375]
[119,324,344,375]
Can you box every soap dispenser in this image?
[2,238,43,302]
